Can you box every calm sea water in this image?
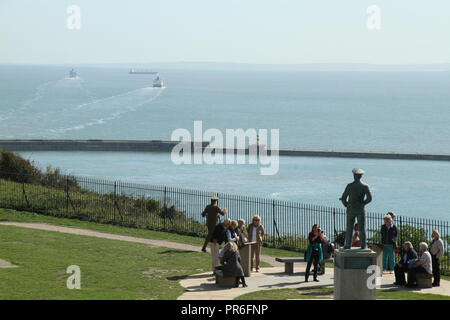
[1,65,450,220]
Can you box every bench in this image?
[275,257,334,275]
[411,273,433,288]
[215,270,236,288]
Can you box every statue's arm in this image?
[364,186,372,205]
[340,186,349,207]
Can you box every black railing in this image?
[0,171,448,274]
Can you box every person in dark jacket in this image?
[394,241,418,286]
[305,224,324,282]
[381,214,398,271]
[210,219,231,274]
[217,242,247,287]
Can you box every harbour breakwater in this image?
[1,139,450,161]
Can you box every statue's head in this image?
[352,168,364,181]
[210,196,219,204]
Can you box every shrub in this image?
[0,150,41,183]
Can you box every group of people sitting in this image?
[393,231,444,288]
[355,211,444,288]
[201,196,265,288]
[375,212,444,288]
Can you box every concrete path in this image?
[0,222,283,267]
[1,222,449,299]
[178,268,450,300]
[0,258,17,268]
[178,266,333,300]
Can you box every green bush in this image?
[0,150,79,189]
[0,150,41,183]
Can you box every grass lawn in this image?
[0,208,303,261]
[0,224,211,299]
[234,286,450,300]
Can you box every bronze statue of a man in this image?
[201,196,227,252]
[340,168,372,249]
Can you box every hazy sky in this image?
[1,0,449,65]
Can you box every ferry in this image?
[129,69,158,75]
[153,75,164,88]
[69,68,77,78]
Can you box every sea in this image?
[1,65,450,220]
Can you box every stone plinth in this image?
[239,242,255,277]
[334,248,377,300]
[368,243,384,277]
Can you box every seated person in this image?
[407,242,432,288]
[215,242,247,288]
[394,241,418,286]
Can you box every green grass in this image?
[235,287,333,300]
[0,224,211,299]
[0,208,301,261]
[234,286,450,300]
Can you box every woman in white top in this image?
[407,242,432,288]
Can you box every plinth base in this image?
[334,248,377,300]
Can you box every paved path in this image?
[0,258,17,268]
[1,222,449,300]
[0,222,283,268]
[178,266,333,300]
[178,268,450,300]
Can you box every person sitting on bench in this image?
[407,242,432,288]
[394,241,417,286]
[215,242,247,288]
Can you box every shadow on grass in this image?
[167,273,211,281]
[158,249,197,254]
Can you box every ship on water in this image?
[68,68,77,78]
[129,68,158,75]
[153,75,164,88]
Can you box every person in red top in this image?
[352,224,360,247]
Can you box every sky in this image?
[0,0,449,65]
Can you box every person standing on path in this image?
[429,230,444,287]
[247,215,265,272]
[201,196,227,252]
[341,168,372,249]
[305,224,324,282]
[381,214,398,272]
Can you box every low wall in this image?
[1,140,449,161]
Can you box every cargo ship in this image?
[129,69,158,75]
